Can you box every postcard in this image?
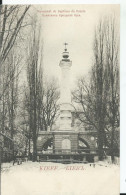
[0,2,125,195]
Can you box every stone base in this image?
[37,130,97,158]
[54,131,78,153]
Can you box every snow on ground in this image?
[1,161,119,195]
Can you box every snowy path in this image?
[1,161,119,195]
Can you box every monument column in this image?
[59,43,72,131]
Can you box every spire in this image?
[64,42,68,51]
[62,42,70,62]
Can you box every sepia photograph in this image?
[0,4,120,195]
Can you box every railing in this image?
[38,148,98,155]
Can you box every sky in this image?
[30,4,119,87]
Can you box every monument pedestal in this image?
[53,131,78,154]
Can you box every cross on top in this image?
[64,42,68,51]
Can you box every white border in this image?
[2,0,122,5]
[2,0,126,193]
[120,0,126,193]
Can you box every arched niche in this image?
[62,138,71,153]
[42,138,53,154]
[79,138,90,153]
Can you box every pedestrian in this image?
[13,156,16,165]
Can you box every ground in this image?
[1,161,119,195]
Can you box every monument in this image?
[37,44,97,162]
[59,43,72,131]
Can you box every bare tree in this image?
[91,19,108,160]
[72,77,98,131]
[0,5,30,106]
[0,49,22,160]
[104,16,120,161]
[41,79,60,131]
[0,50,21,134]
[0,5,32,162]
[26,18,43,161]
[0,5,30,65]
[73,15,119,161]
